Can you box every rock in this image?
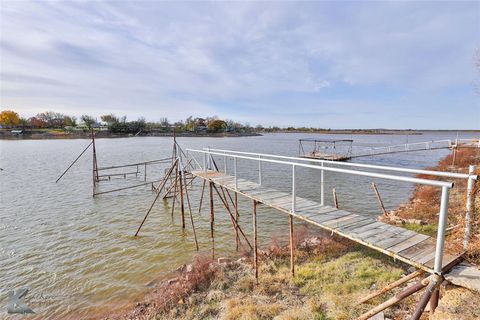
[167,278,178,285]
[300,236,322,248]
[186,264,193,273]
[405,218,425,225]
[236,257,248,263]
[217,257,232,264]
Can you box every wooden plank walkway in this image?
[192,170,461,274]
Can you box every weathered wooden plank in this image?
[266,196,293,207]
[297,203,324,212]
[295,201,322,211]
[300,207,338,218]
[374,230,417,249]
[413,250,437,265]
[322,214,362,228]
[424,253,458,270]
[387,234,430,253]
[337,218,377,232]
[398,238,436,260]
[247,189,282,198]
[356,226,388,240]
[312,206,338,214]
[349,221,384,235]
[330,216,374,230]
[362,229,400,245]
[308,210,352,224]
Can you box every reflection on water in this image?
[0,132,476,319]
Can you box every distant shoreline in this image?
[1,129,478,140]
[0,131,262,140]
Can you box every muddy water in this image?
[0,132,476,319]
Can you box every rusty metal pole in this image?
[333,188,338,208]
[429,286,440,316]
[198,179,206,214]
[371,182,388,216]
[171,165,179,217]
[179,168,186,230]
[235,192,239,251]
[209,182,215,260]
[289,214,295,277]
[91,129,98,197]
[55,140,93,183]
[253,200,258,285]
[411,275,443,320]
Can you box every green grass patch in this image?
[403,223,437,236]
[293,250,404,319]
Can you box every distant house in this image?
[69,123,109,131]
[195,118,208,132]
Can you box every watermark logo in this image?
[7,288,35,314]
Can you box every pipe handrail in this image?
[189,147,459,275]
[202,148,477,181]
[189,149,453,188]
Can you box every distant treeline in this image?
[0,109,427,134]
[0,109,260,134]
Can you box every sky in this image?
[0,1,479,129]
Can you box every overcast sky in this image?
[1,1,479,129]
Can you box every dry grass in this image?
[392,148,480,265]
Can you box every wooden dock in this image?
[191,170,461,274]
[301,138,479,161]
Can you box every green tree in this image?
[207,119,227,133]
[63,115,77,127]
[100,114,119,125]
[185,116,197,131]
[80,115,96,129]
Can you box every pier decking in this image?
[300,138,480,161]
[191,170,460,273]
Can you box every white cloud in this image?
[0,1,478,128]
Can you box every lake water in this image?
[0,132,477,319]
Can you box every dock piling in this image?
[371,182,387,216]
[289,214,295,277]
[209,182,215,259]
[333,188,338,208]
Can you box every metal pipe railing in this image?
[188,148,461,275]
[203,148,477,180]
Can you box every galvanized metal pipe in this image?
[434,186,450,274]
[258,155,262,186]
[292,165,296,213]
[234,157,238,190]
[202,148,476,180]
[320,162,324,206]
[189,149,454,188]
[224,152,227,174]
[463,165,476,249]
[203,152,207,177]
